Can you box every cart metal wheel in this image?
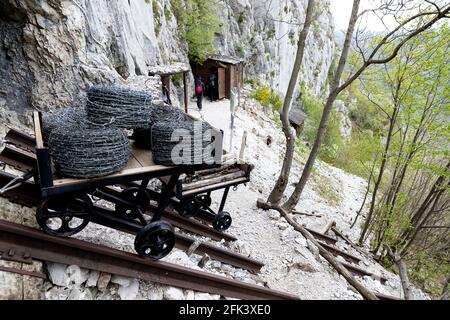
[115,187,150,220]
[200,194,212,209]
[36,194,92,237]
[178,199,200,218]
[213,211,232,231]
[134,221,175,260]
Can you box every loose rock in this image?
[66,265,89,286]
[111,275,132,287]
[86,270,100,288]
[97,272,111,292]
[46,263,70,287]
[118,279,140,300]
[164,287,185,300]
[268,211,281,220]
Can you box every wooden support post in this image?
[183,72,188,114]
[239,131,247,162]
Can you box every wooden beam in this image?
[32,111,44,149]
[182,171,246,191]
[183,177,248,197]
[183,72,188,114]
[239,131,247,162]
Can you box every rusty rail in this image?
[3,128,35,152]
[0,219,297,300]
[317,241,361,265]
[341,261,388,284]
[0,145,36,172]
[305,228,337,245]
[91,205,263,271]
[0,265,47,279]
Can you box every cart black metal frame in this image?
[166,162,253,231]
[28,111,224,260]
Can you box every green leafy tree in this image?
[170,0,222,63]
[350,23,450,297]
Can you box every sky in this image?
[329,0,399,32]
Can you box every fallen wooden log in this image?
[256,199,379,300]
[184,168,241,183]
[374,292,402,300]
[292,211,323,218]
[385,245,412,300]
[182,170,246,191]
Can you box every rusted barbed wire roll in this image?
[48,127,130,179]
[133,105,188,150]
[42,107,88,143]
[86,85,154,129]
[151,120,215,166]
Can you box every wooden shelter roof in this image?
[148,63,190,76]
[207,55,244,65]
[289,105,306,127]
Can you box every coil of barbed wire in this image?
[86,85,154,129]
[42,107,88,143]
[48,127,130,178]
[133,105,188,150]
[151,120,214,166]
[151,104,187,122]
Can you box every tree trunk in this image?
[386,246,413,300]
[351,159,377,229]
[396,255,413,300]
[441,274,450,300]
[267,0,316,205]
[400,184,448,256]
[398,162,450,251]
[359,102,400,245]
[282,0,361,212]
[257,199,379,300]
[280,3,450,214]
[374,102,429,253]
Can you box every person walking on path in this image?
[195,77,205,110]
[208,72,217,101]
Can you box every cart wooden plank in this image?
[52,164,174,188]
[182,177,249,197]
[33,111,44,149]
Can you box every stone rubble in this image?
[117,279,140,300]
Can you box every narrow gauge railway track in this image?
[0,129,399,300]
[0,171,400,300]
[0,219,297,300]
[0,171,262,271]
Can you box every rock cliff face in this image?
[214,0,335,96]
[0,0,335,125]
